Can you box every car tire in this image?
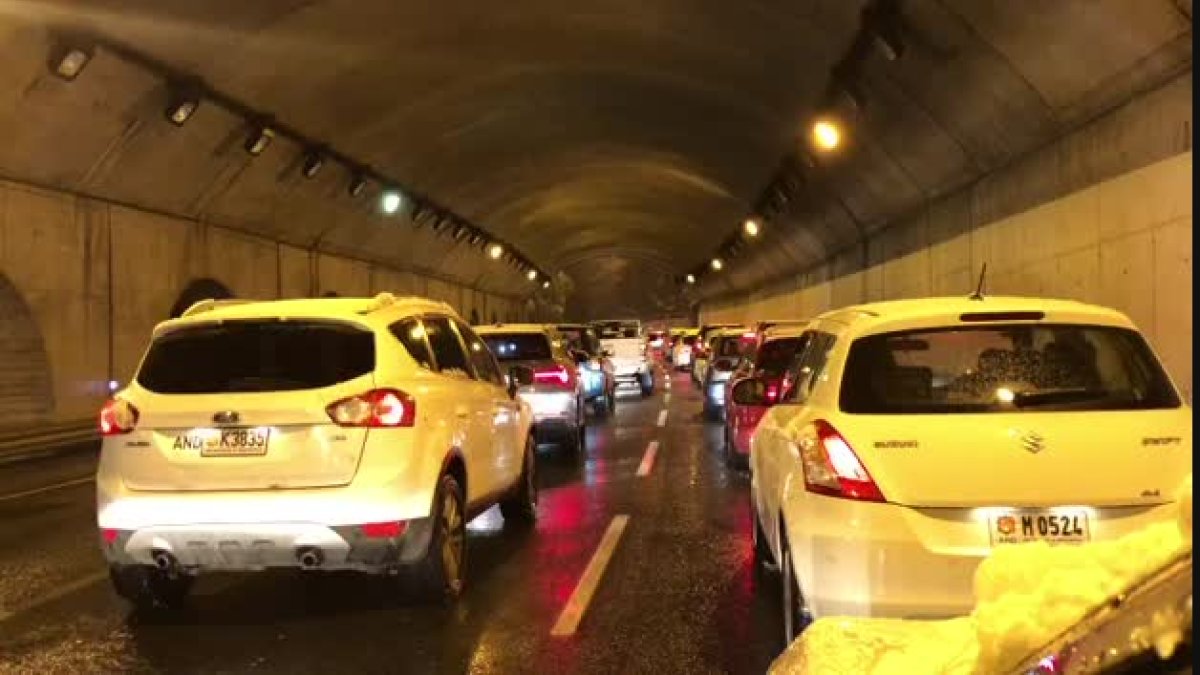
[499,436,538,525]
[410,473,466,601]
[639,373,654,397]
[780,529,812,646]
[723,426,735,467]
[751,498,775,572]
[606,388,617,414]
[109,564,194,611]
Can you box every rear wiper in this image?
[1012,388,1108,408]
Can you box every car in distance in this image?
[749,296,1193,644]
[670,329,700,371]
[692,323,746,385]
[593,319,654,396]
[700,328,757,420]
[97,294,538,610]
[554,323,617,416]
[477,324,588,453]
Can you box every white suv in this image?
[96,293,537,609]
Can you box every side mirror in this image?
[732,378,771,406]
[601,349,613,358]
[507,365,534,397]
[571,349,590,365]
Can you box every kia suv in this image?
[97,294,538,610]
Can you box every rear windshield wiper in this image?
[1012,388,1110,408]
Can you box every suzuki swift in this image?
[97,294,538,610]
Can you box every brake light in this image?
[99,399,139,436]
[361,521,407,538]
[764,380,780,404]
[798,420,885,502]
[326,389,416,427]
[533,365,573,389]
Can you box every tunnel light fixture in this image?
[810,117,842,152]
[301,151,324,179]
[686,274,696,285]
[453,224,472,242]
[468,232,485,248]
[743,218,761,238]
[50,46,93,81]
[164,91,200,127]
[527,269,538,282]
[542,280,551,290]
[488,243,504,260]
[244,125,275,156]
[430,213,451,235]
[711,258,724,271]
[380,190,404,215]
[348,174,368,199]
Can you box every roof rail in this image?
[181,298,255,318]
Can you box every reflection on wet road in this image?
[0,367,781,674]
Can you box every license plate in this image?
[173,427,271,457]
[989,510,1090,545]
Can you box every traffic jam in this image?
[2,294,1160,674]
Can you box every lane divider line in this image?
[636,441,659,477]
[663,393,671,404]
[656,410,669,427]
[550,514,631,637]
[0,570,108,623]
[0,476,92,503]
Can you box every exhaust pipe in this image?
[296,546,324,569]
[151,549,177,572]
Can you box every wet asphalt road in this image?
[0,366,783,674]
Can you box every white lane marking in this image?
[0,476,92,503]
[636,441,659,477]
[656,410,669,427]
[663,392,671,404]
[550,515,631,637]
[0,570,108,622]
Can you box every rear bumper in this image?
[783,494,1178,620]
[519,390,579,426]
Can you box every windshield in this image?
[482,333,553,361]
[840,324,1181,414]
[712,336,751,358]
[594,321,641,339]
[755,337,806,373]
[137,320,374,393]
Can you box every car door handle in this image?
[455,408,470,419]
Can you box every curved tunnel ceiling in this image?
[4,0,1193,319]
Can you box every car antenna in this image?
[968,263,987,301]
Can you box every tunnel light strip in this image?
[550,514,631,637]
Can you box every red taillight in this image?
[798,420,885,502]
[361,521,407,538]
[764,381,780,404]
[326,389,416,427]
[533,365,573,389]
[99,399,139,436]
[101,528,120,545]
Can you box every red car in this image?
[722,327,811,468]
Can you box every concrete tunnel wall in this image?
[700,103,1194,401]
[0,181,530,425]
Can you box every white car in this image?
[670,333,699,371]
[748,296,1192,644]
[97,293,537,610]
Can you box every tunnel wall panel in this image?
[702,151,1193,401]
[0,179,527,424]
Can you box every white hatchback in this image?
[97,294,537,609]
[748,296,1192,644]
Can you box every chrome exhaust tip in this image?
[296,546,324,569]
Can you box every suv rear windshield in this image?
[681,335,697,346]
[840,324,1181,414]
[482,333,552,362]
[137,320,374,394]
[594,321,640,339]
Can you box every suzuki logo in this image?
[1019,431,1046,454]
[212,410,240,425]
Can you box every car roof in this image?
[474,323,556,336]
[711,327,752,339]
[761,324,810,339]
[153,293,459,337]
[815,296,1138,335]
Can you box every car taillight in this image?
[797,420,885,502]
[533,365,573,389]
[361,521,407,538]
[99,399,139,436]
[326,389,416,427]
